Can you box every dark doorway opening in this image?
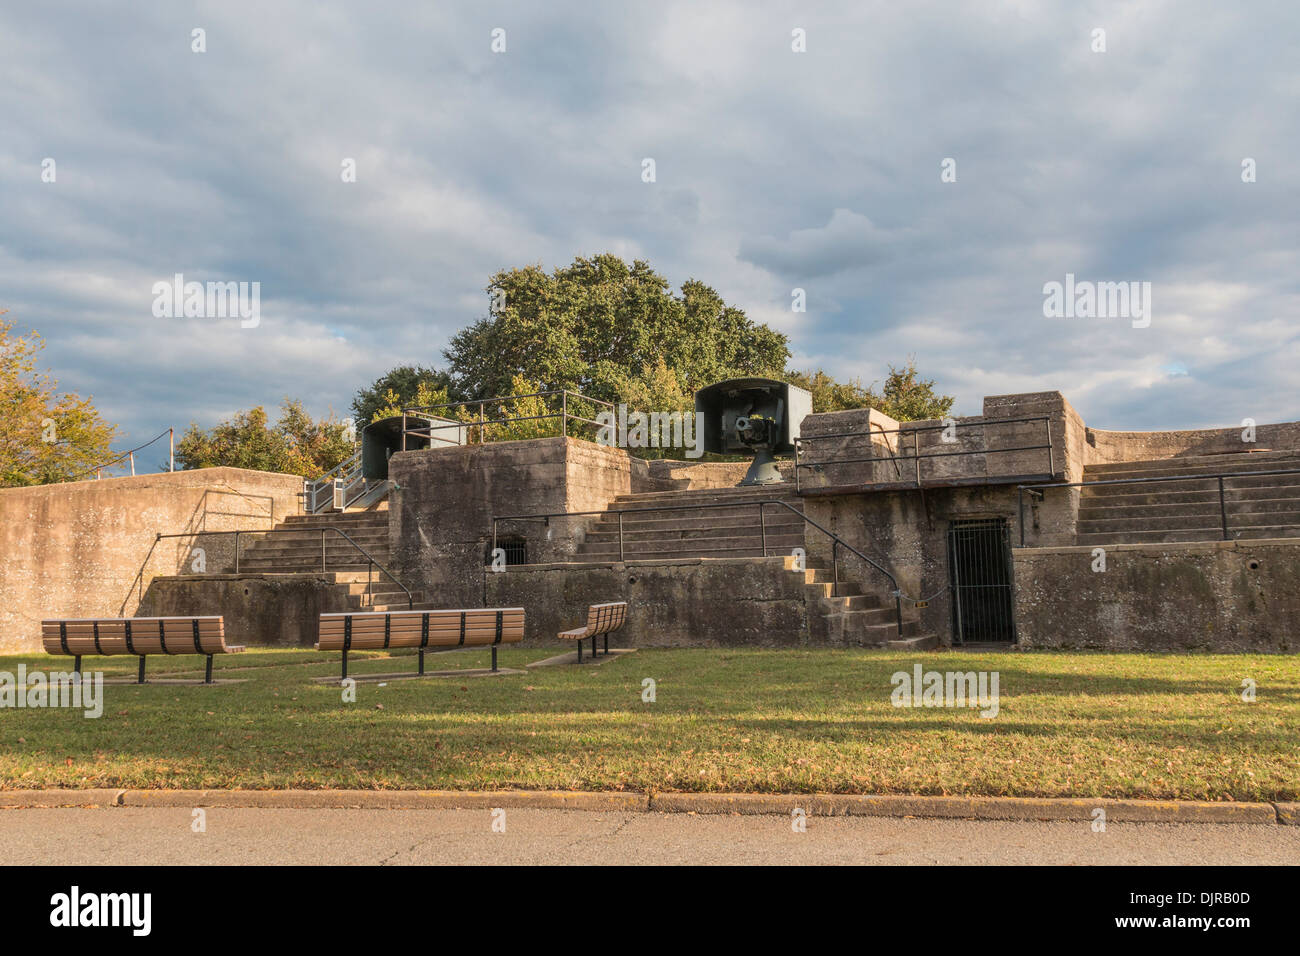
[947,518,1016,644]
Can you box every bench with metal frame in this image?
[41,616,241,684]
[316,607,525,679]
[557,602,627,661]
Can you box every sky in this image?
[2,0,1298,465]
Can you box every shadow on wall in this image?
[118,487,277,616]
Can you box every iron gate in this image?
[947,518,1016,644]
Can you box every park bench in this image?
[316,607,525,679]
[557,601,627,661]
[41,616,241,684]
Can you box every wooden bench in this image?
[41,616,241,684]
[558,602,627,661]
[316,607,525,679]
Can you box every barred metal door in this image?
[947,518,1016,644]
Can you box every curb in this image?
[118,789,648,812]
[647,792,1279,824]
[0,789,1286,823]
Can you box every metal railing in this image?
[491,498,905,638]
[400,390,615,450]
[76,427,175,480]
[304,450,367,514]
[155,527,413,609]
[1016,467,1300,547]
[795,416,1055,493]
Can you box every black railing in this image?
[491,498,905,638]
[1016,467,1300,547]
[795,416,1055,493]
[155,527,413,609]
[400,390,616,450]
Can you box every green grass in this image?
[0,647,1296,800]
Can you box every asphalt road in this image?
[3,807,1297,864]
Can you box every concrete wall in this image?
[1013,538,1300,652]
[485,556,810,648]
[1084,422,1300,465]
[138,573,350,647]
[0,468,304,652]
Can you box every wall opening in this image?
[947,517,1016,644]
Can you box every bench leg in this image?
[341,649,348,681]
[491,647,498,672]
[604,634,609,655]
[73,655,81,676]
[418,649,425,676]
[137,656,146,684]
[204,655,214,684]
[592,635,598,658]
[576,640,582,663]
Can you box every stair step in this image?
[1078,509,1300,533]
[1077,496,1300,519]
[1084,451,1300,479]
[1076,525,1300,545]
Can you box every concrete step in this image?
[1077,496,1300,519]
[583,522,804,544]
[589,514,805,534]
[1078,509,1300,533]
[883,633,940,651]
[577,533,806,558]
[239,544,392,561]
[1076,525,1300,545]
[1084,451,1300,479]
[1081,474,1300,497]
[236,560,388,573]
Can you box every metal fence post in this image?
[618,511,624,563]
[562,391,568,439]
[1218,477,1229,540]
[234,531,240,573]
[759,502,767,557]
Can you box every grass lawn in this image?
[0,646,1295,800]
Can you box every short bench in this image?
[41,616,241,684]
[316,607,525,679]
[558,602,627,661]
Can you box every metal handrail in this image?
[74,427,176,480]
[795,415,1055,493]
[1015,466,1300,547]
[155,526,413,610]
[491,497,905,638]
[399,389,617,450]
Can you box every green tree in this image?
[175,399,354,478]
[351,365,454,427]
[0,316,119,487]
[442,254,791,403]
[785,360,954,421]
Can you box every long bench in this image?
[558,602,627,661]
[316,607,525,679]
[41,616,241,684]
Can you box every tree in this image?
[351,365,455,427]
[0,316,119,487]
[442,254,791,403]
[785,360,954,421]
[175,399,353,477]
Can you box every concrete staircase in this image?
[234,505,431,611]
[1077,450,1300,545]
[572,485,935,648]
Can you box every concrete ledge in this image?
[646,793,1280,824]
[0,789,1282,822]
[118,789,648,811]
[0,789,124,808]
[527,648,637,668]
[309,668,526,684]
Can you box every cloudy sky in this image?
[3,1,1298,464]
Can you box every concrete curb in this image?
[0,789,125,808]
[647,792,1279,824]
[0,789,1285,823]
[117,789,648,811]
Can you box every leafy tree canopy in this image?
[351,365,454,427]
[0,316,119,487]
[175,399,353,478]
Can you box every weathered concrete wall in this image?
[389,438,631,608]
[485,556,810,648]
[1085,422,1300,465]
[139,573,350,647]
[0,468,304,652]
[1013,538,1300,652]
